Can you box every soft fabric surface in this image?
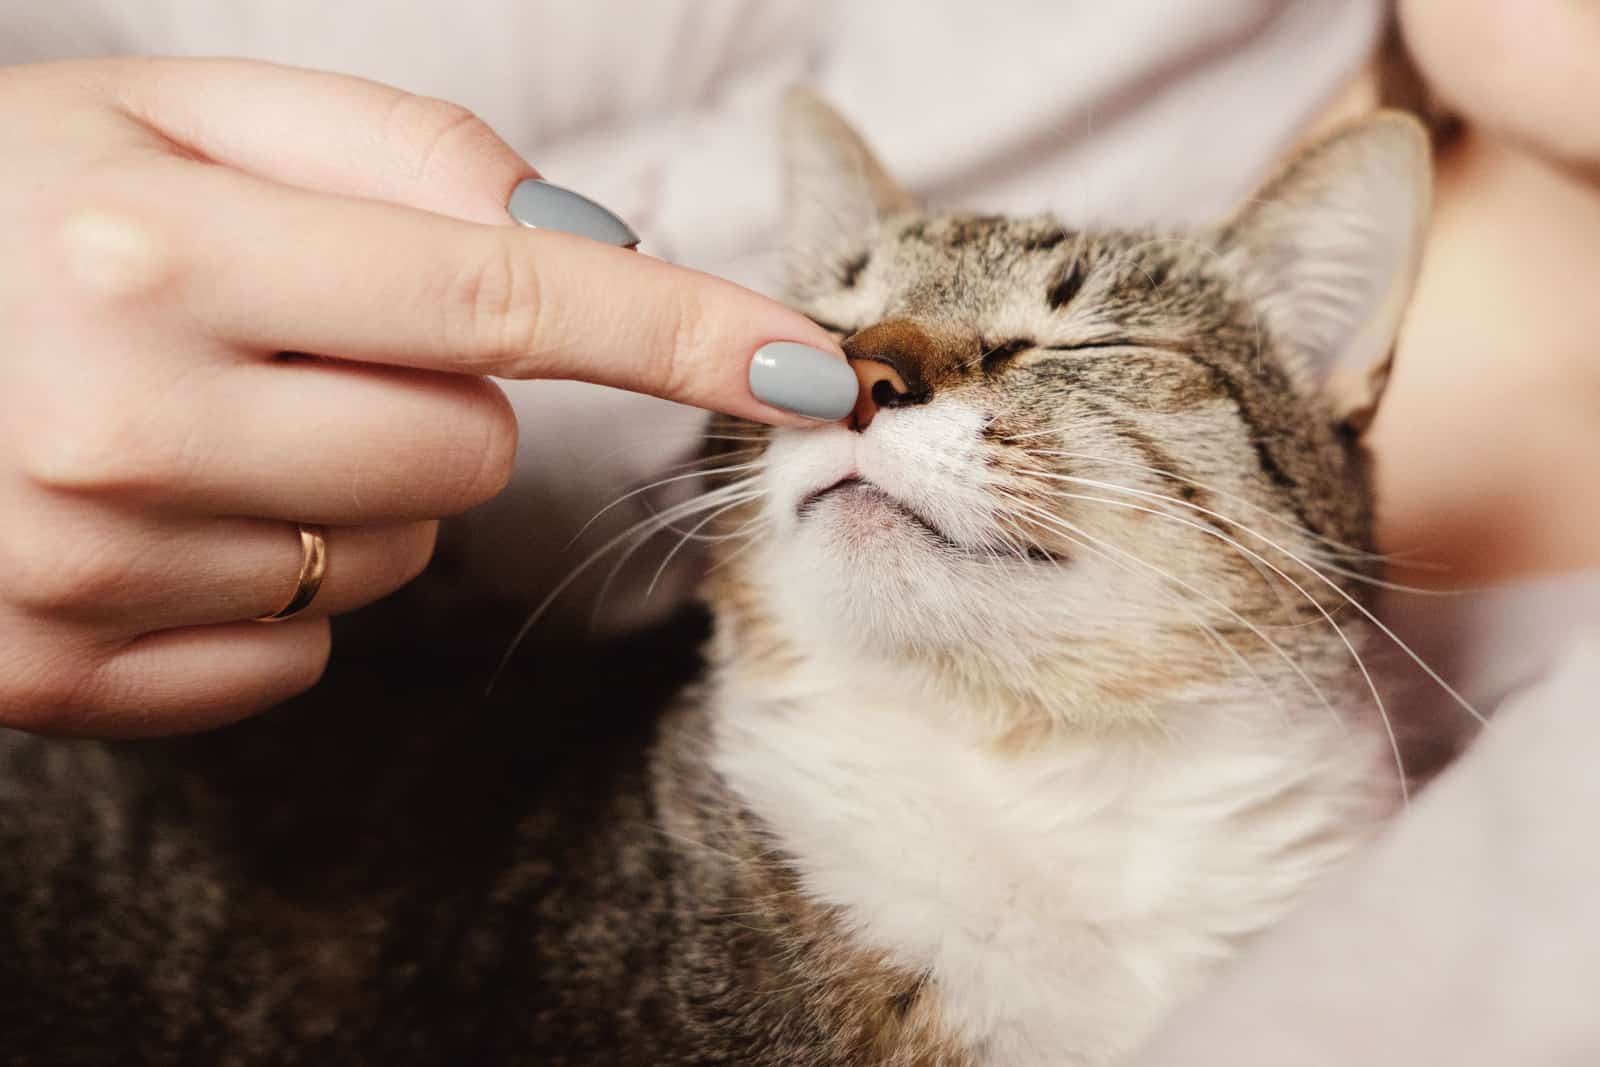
[1136,631,1600,1065]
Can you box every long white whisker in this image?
[994,496,1282,708]
[1011,443,1400,565]
[565,456,766,548]
[996,490,1336,730]
[645,497,759,600]
[1022,476,1487,733]
[1026,488,1461,800]
[587,479,765,627]
[1020,465,1464,597]
[701,521,770,578]
[489,481,765,694]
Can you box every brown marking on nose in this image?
[842,318,973,432]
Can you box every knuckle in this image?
[51,203,178,307]
[385,94,498,185]
[659,292,713,401]
[0,637,104,735]
[17,402,169,496]
[449,234,544,373]
[1,517,135,617]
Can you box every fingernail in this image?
[507,178,640,248]
[748,342,858,421]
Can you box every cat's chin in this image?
[797,478,966,556]
[759,527,1056,663]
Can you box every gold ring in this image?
[255,524,328,622]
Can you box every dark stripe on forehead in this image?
[898,215,1010,249]
[839,251,870,288]
[1046,260,1085,310]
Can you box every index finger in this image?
[155,160,857,425]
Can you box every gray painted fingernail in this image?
[748,342,858,421]
[507,178,639,248]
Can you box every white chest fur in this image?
[711,682,1394,1066]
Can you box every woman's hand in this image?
[0,57,854,737]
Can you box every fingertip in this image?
[506,178,638,247]
[746,341,859,424]
[649,264,856,426]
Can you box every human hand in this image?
[0,57,854,737]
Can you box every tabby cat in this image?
[0,92,1440,1066]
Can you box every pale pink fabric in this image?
[1135,628,1600,1066]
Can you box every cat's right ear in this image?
[1213,111,1432,433]
[779,88,914,293]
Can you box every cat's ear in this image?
[779,88,914,292]
[1215,111,1431,431]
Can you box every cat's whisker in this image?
[699,433,776,444]
[565,455,767,548]
[1014,443,1406,571]
[993,491,1331,728]
[1014,472,1489,734]
[634,466,769,543]
[587,480,766,628]
[489,480,767,694]
[1023,489,1451,799]
[645,497,762,601]
[991,494,1282,708]
[975,505,1038,565]
[1013,463,1462,599]
[1008,464,1321,642]
[1004,441,1396,565]
[701,522,771,579]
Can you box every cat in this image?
[0,91,1443,1066]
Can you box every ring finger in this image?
[6,499,437,630]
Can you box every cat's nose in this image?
[848,356,916,431]
[843,319,940,432]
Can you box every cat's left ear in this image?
[1214,111,1432,432]
[779,88,915,297]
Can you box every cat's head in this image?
[703,91,1430,723]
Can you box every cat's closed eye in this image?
[982,338,1139,374]
[978,339,1034,373]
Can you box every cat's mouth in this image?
[797,476,958,548]
[797,475,1066,563]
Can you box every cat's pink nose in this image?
[849,358,913,432]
